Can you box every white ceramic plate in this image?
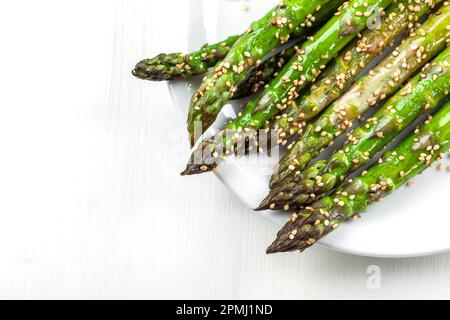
[168,0,450,258]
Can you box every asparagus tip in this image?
[265,235,308,254]
[265,238,292,254]
[181,163,216,176]
[255,194,275,211]
[132,59,165,81]
[265,246,278,255]
[255,186,291,211]
[132,53,188,81]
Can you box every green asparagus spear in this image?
[183,0,395,175]
[187,0,343,146]
[134,41,297,100]
[132,35,241,81]
[271,0,443,145]
[259,47,450,210]
[132,0,344,82]
[269,5,450,189]
[267,100,450,254]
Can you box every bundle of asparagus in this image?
[269,5,450,189]
[183,0,396,175]
[186,0,338,146]
[271,0,445,144]
[259,47,450,211]
[267,100,450,254]
[134,0,450,254]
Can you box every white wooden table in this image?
[0,0,450,299]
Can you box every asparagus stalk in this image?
[183,0,395,175]
[132,1,344,82]
[134,42,298,100]
[132,35,241,81]
[269,5,450,189]
[260,47,450,210]
[267,100,450,254]
[186,0,346,146]
[271,0,443,145]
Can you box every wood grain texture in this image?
[0,0,449,299]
